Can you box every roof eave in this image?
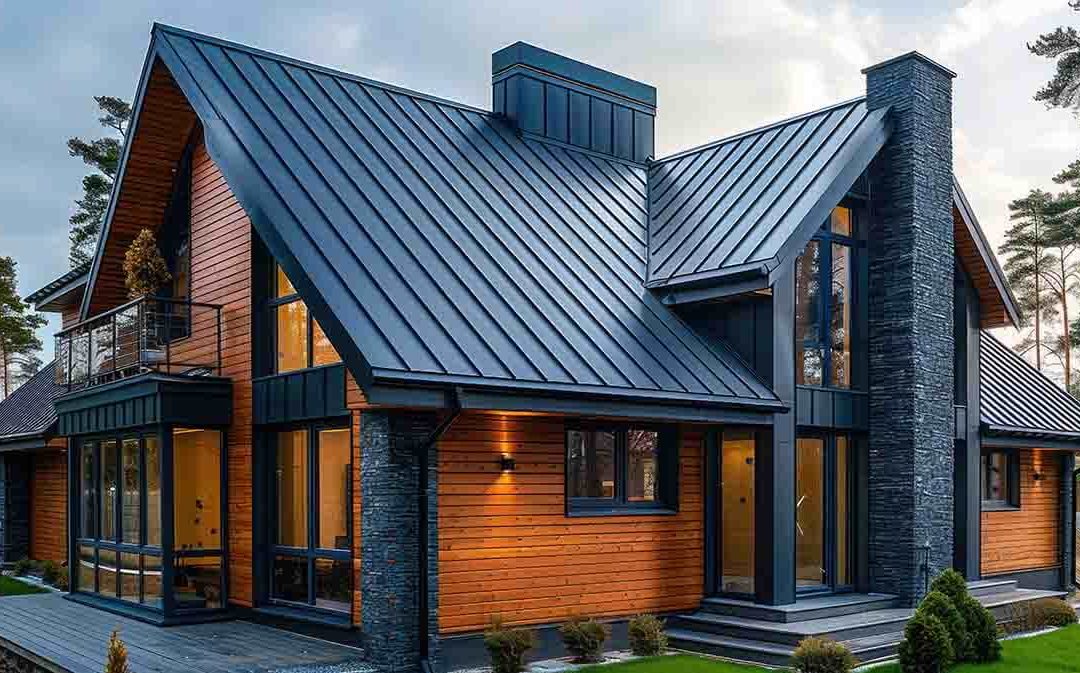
[953,179,1021,328]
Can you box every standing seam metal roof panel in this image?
[0,362,61,443]
[151,25,780,410]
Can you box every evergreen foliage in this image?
[928,569,969,606]
[790,637,856,673]
[627,614,667,657]
[918,591,970,663]
[122,228,171,299]
[958,594,1002,663]
[484,617,537,673]
[0,257,46,399]
[897,610,953,673]
[105,629,130,673]
[558,616,610,663]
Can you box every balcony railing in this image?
[55,296,223,392]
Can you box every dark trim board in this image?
[252,365,349,425]
[981,432,1080,451]
[982,567,1067,592]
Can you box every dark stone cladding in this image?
[0,454,30,566]
[864,53,956,604]
[360,410,440,673]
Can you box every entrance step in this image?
[668,607,911,647]
[698,592,899,623]
[967,578,1019,597]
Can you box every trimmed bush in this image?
[484,617,537,673]
[627,614,667,657]
[918,590,970,662]
[958,594,1001,663]
[558,616,610,663]
[928,568,969,606]
[790,636,856,673]
[1008,597,1078,633]
[898,610,953,673]
[41,561,60,586]
[12,558,32,577]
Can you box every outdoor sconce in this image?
[1033,472,1043,482]
[499,455,516,472]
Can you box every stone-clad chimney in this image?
[863,52,956,603]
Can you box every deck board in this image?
[0,595,369,673]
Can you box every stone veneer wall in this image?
[360,411,439,673]
[864,53,956,603]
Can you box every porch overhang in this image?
[55,373,232,436]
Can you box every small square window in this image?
[566,425,676,514]
[981,450,1019,510]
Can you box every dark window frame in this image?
[268,266,340,375]
[267,421,354,617]
[981,449,1021,511]
[794,431,856,595]
[564,422,679,516]
[159,136,195,342]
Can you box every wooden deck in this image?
[0,594,370,673]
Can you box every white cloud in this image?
[931,0,1062,57]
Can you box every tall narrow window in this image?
[146,436,162,547]
[270,265,341,373]
[80,442,96,539]
[101,440,118,541]
[276,430,309,548]
[721,430,755,595]
[981,450,1019,509]
[121,438,140,545]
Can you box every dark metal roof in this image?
[0,361,62,447]
[953,179,1021,328]
[25,261,90,307]
[141,25,781,415]
[645,98,890,294]
[980,331,1080,442]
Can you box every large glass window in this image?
[795,434,854,592]
[795,206,857,388]
[271,265,341,373]
[720,430,755,596]
[566,425,676,512]
[981,450,1019,509]
[172,429,225,611]
[269,425,352,615]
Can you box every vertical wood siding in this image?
[437,413,703,634]
[187,140,254,606]
[981,449,1061,575]
[30,446,67,562]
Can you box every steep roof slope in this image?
[0,361,61,447]
[144,25,780,413]
[980,331,1080,441]
[647,98,890,293]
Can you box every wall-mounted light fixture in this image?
[1032,472,1043,482]
[499,455,516,472]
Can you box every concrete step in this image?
[667,628,796,668]
[699,593,900,623]
[967,579,1019,597]
[667,607,911,646]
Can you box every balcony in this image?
[55,296,223,391]
[53,297,231,438]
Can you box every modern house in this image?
[1,23,1079,671]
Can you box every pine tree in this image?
[1029,4,1080,116]
[1043,159,1080,387]
[0,257,46,399]
[104,630,130,673]
[123,228,171,299]
[68,96,131,268]
[1001,190,1059,371]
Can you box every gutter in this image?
[418,388,462,673]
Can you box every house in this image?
[3,23,1079,671]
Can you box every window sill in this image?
[566,507,678,518]
[981,503,1021,513]
[254,604,354,630]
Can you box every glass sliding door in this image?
[720,430,755,596]
[796,433,854,594]
[172,428,225,610]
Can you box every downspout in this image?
[418,388,462,673]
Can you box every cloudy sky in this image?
[2,0,1079,363]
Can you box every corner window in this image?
[566,425,677,513]
[795,206,856,388]
[981,450,1020,510]
[270,265,341,373]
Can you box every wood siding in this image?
[30,446,67,562]
[981,449,1062,575]
[347,373,365,623]
[954,207,1010,328]
[437,413,703,634]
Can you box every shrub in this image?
[897,610,953,673]
[12,558,32,577]
[957,594,1001,663]
[627,614,667,657]
[558,616,610,663]
[917,590,970,661]
[483,617,536,673]
[929,568,970,606]
[41,561,60,586]
[1008,597,1078,633]
[105,630,130,673]
[55,566,69,592]
[790,636,856,673]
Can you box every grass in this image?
[571,624,1080,673]
[0,575,47,596]
[872,624,1080,673]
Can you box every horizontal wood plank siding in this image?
[30,446,67,562]
[346,373,364,624]
[437,413,703,634]
[981,449,1062,575]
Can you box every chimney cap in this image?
[862,51,956,79]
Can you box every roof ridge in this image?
[153,23,494,117]
[651,96,867,167]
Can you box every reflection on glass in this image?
[146,436,162,547]
[312,320,341,366]
[272,555,309,604]
[173,557,223,609]
[120,552,140,603]
[836,437,851,587]
[566,430,616,498]
[173,429,222,551]
[80,442,96,539]
[276,430,309,548]
[143,555,163,608]
[276,300,308,373]
[98,550,118,599]
[314,558,351,613]
[626,429,659,502]
[796,437,825,588]
[101,440,118,541]
[318,429,350,550]
[831,206,852,236]
[982,451,1009,503]
[122,438,140,544]
[830,243,851,388]
[276,265,296,298]
[78,545,95,593]
[795,241,823,385]
[721,430,755,595]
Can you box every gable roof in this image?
[953,180,1020,329]
[113,24,782,418]
[979,331,1080,442]
[26,261,90,311]
[645,98,891,300]
[0,362,62,450]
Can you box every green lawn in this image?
[576,655,764,673]
[0,575,47,596]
